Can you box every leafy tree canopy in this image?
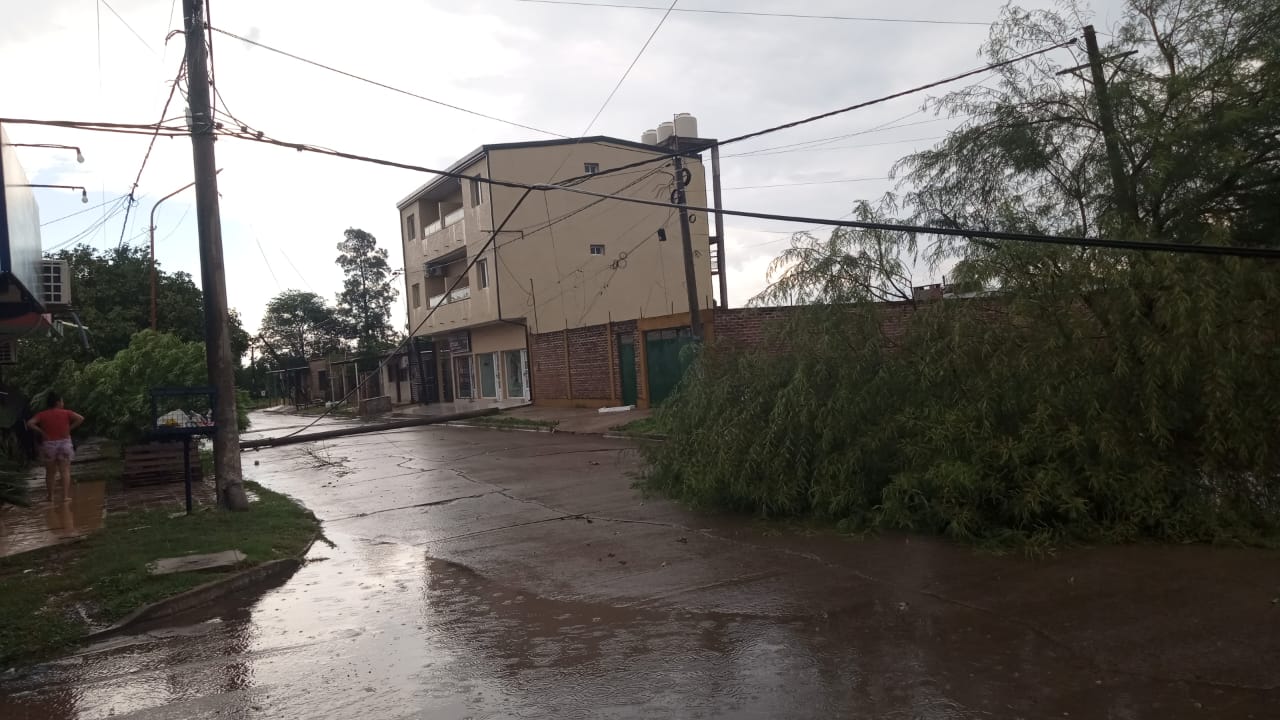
[257,290,344,368]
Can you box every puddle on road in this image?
[2,528,1271,720]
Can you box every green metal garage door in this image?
[644,327,694,406]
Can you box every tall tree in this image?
[258,290,344,367]
[334,228,398,355]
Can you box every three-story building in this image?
[396,129,713,405]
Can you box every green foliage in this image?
[68,331,250,446]
[335,228,398,355]
[47,244,251,361]
[642,0,1280,546]
[6,245,253,420]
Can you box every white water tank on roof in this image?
[641,128,659,145]
[673,113,698,138]
[656,121,674,144]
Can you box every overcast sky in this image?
[3,0,1127,335]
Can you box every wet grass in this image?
[609,415,667,437]
[0,481,318,667]
[460,416,559,431]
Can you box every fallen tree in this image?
[639,0,1280,547]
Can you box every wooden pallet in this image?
[122,441,202,487]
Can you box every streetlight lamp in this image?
[8,144,85,163]
[21,184,88,203]
[150,170,221,330]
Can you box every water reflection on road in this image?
[1,420,1275,719]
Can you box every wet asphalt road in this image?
[1,413,1277,719]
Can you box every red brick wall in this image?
[567,324,610,400]
[529,305,935,404]
[529,320,638,406]
[712,307,794,351]
[530,331,569,401]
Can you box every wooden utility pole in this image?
[1082,25,1138,227]
[183,0,248,510]
[670,138,702,341]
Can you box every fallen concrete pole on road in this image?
[240,408,502,450]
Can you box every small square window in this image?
[477,259,489,289]
[583,162,599,175]
[406,213,416,240]
[589,244,605,256]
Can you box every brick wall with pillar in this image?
[528,302,985,406]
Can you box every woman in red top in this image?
[27,393,85,502]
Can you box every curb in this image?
[84,534,318,641]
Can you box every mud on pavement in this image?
[2,420,1276,719]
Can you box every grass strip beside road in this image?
[0,482,318,666]
[609,415,667,436]
[458,415,560,430]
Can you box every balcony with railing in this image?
[426,284,470,308]
[423,203,468,259]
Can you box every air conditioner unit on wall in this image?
[426,265,446,278]
[40,260,71,307]
[0,338,17,365]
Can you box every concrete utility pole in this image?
[670,137,702,341]
[1082,25,1138,227]
[182,0,249,510]
[709,144,727,308]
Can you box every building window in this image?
[406,213,416,240]
[477,259,489,288]
[590,244,605,256]
[412,283,421,308]
[583,162,599,174]
[471,176,483,207]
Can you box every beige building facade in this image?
[396,136,714,405]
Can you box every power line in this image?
[99,0,159,55]
[45,196,132,253]
[724,40,1075,148]
[219,130,1280,260]
[255,237,283,290]
[577,0,677,138]
[0,39,1067,184]
[206,26,565,138]
[723,176,890,191]
[725,135,945,159]
[540,0,679,185]
[278,249,315,292]
[725,115,955,157]
[22,113,1236,259]
[511,0,990,25]
[117,59,187,248]
[480,39,1072,186]
[39,194,130,227]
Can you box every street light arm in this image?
[150,169,222,330]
